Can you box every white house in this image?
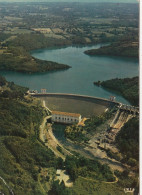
[52,111,81,124]
[56,169,62,176]
[110,96,116,101]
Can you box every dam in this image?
[31,92,120,118]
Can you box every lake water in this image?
[0,44,138,104]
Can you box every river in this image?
[0,43,138,104]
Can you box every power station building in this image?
[52,111,81,124]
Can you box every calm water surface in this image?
[0,44,139,104]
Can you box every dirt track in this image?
[40,101,133,173]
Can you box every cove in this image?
[0,44,138,105]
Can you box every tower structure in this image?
[41,88,47,94]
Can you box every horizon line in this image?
[0,0,139,3]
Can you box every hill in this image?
[85,41,138,58]
[94,77,139,106]
[0,76,61,194]
[0,46,70,73]
[0,34,71,73]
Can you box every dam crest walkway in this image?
[30,92,139,115]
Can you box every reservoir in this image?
[0,44,138,104]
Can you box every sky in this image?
[0,0,139,3]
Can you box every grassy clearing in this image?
[72,177,125,195]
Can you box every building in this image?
[56,169,62,176]
[52,111,81,124]
[110,96,116,101]
[41,88,47,94]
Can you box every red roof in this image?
[52,111,81,117]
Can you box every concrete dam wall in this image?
[32,93,119,117]
[32,93,119,107]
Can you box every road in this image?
[40,100,72,160]
[39,115,51,142]
[0,176,14,195]
[39,114,65,159]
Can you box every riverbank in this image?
[1,32,136,74]
[94,77,139,106]
[0,43,138,104]
[0,45,70,73]
[84,40,139,58]
[1,33,99,74]
[0,77,60,194]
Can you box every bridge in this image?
[119,103,139,115]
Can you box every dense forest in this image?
[0,76,63,194]
[0,33,72,73]
[0,43,70,73]
[4,34,71,51]
[94,77,139,106]
[0,33,11,42]
[0,35,70,73]
[114,117,139,194]
[116,117,139,168]
[85,40,138,58]
[65,155,115,182]
[48,155,116,195]
[0,76,123,195]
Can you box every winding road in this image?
[40,101,72,160]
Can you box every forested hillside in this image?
[0,76,59,195]
[94,77,139,106]
[0,34,70,73]
[116,117,139,167]
[5,34,70,51]
[85,39,138,58]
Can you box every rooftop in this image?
[56,169,62,175]
[52,110,81,117]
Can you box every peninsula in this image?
[0,47,70,73]
[0,34,71,73]
[94,77,139,106]
[84,40,138,58]
[0,2,138,73]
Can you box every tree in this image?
[0,76,6,86]
[56,157,64,169]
